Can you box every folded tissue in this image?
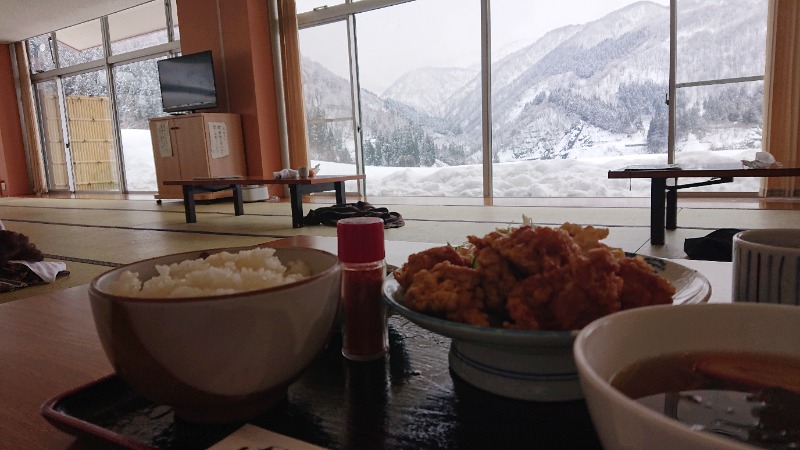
[273,169,299,179]
[742,151,783,169]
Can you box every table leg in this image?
[289,185,303,228]
[232,184,244,216]
[666,184,678,230]
[650,178,666,245]
[334,181,346,205]
[182,185,197,223]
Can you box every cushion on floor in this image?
[0,262,70,293]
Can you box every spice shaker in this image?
[337,217,388,361]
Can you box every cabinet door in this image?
[149,118,182,198]
[202,114,246,177]
[173,116,210,179]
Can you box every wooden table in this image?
[164,175,365,228]
[608,167,800,245]
[0,236,732,449]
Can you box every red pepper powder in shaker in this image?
[337,217,388,361]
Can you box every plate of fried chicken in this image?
[383,223,711,401]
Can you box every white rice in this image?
[107,247,311,298]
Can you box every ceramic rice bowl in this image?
[88,246,341,424]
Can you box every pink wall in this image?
[176,0,284,195]
[0,45,31,196]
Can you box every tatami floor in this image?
[2,192,800,303]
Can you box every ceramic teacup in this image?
[732,228,800,304]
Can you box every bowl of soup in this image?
[574,303,800,450]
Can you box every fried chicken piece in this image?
[490,225,581,277]
[474,246,519,315]
[393,245,467,289]
[466,228,510,250]
[505,267,569,330]
[549,247,623,330]
[559,223,610,253]
[505,247,623,330]
[403,261,489,327]
[618,255,676,309]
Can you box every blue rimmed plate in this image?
[382,255,711,401]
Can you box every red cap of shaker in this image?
[337,217,385,263]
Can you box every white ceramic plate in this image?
[382,255,712,401]
[383,255,711,344]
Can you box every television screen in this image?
[157,50,218,113]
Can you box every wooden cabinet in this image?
[148,113,246,200]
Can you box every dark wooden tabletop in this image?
[608,167,800,179]
[163,174,365,186]
[0,236,601,449]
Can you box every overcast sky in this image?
[299,0,670,94]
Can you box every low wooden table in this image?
[608,167,800,245]
[164,174,365,228]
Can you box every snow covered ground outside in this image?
[121,129,761,197]
[121,129,160,192]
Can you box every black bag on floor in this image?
[683,228,745,262]
[302,201,405,228]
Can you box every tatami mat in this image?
[676,208,800,229]
[14,222,276,265]
[2,195,799,302]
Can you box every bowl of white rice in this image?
[88,245,341,424]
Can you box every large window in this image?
[490,0,669,198]
[28,0,179,193]
[358,0,481,197]
[27,35,56,73]
[297,0,768,198]
[56,19,105,68]
[672,0,768,193]
[108,1,170,55]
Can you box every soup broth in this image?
[611,351,800,449]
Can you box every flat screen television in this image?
[157,50,218,113]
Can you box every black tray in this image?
[41,320,602,450]
[41,375,254,449]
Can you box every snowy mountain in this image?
[381,67,476,117]
[301,0,767,166]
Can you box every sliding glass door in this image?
[672,0,768,193]
[299,20,360,184]
[35,81,70,190]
